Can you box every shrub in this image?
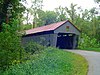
[78,33,100,49]
[22,24,32,30]
[0,20,25,71]
[2,47,88,75]
[24,41,45,55]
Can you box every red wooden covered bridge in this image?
[22,20,80,49]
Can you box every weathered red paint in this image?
[25,20,80,35]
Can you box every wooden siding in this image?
[54,22,80,35]
[22,34,57,47]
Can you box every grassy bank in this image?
[80,48,100,52]
[2,47,88,75]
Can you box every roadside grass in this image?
[2,47,88,75]
[80,48,100,52]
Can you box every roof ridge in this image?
[26,20,67,31]
[25,20,69,35]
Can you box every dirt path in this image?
[66,50,100,75]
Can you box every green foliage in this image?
[0,0,25,31]
[34,10,58,27]
[80,48,100,52]
[24,42,45,54]
[29,0,43,28]
[22,24,32,30]
[0,20,25,71]
[55,6,67,21]
[78,33,100,49]
[3,47,88,75]
[94,0,100,3]
[43,11,58,25]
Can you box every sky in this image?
[22,0,99,24]
[24,0,98,10]
[43,0,97,10]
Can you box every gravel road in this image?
[66,50,100,75]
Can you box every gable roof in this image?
[25,20,80,35]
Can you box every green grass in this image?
[80,48,100,52]
[2,47,88,75]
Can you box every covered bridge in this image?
[22,20,80,49]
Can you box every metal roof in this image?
[25,20,80,35]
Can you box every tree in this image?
[55,6,67,21]
[24,8,32,25]
[31,10,58,27]
[30,0,43,28]
[0,19,25,70]
[0,0,25,31]
[94,0,100,3]
[65,3,78,22]
[43,11,58,25]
